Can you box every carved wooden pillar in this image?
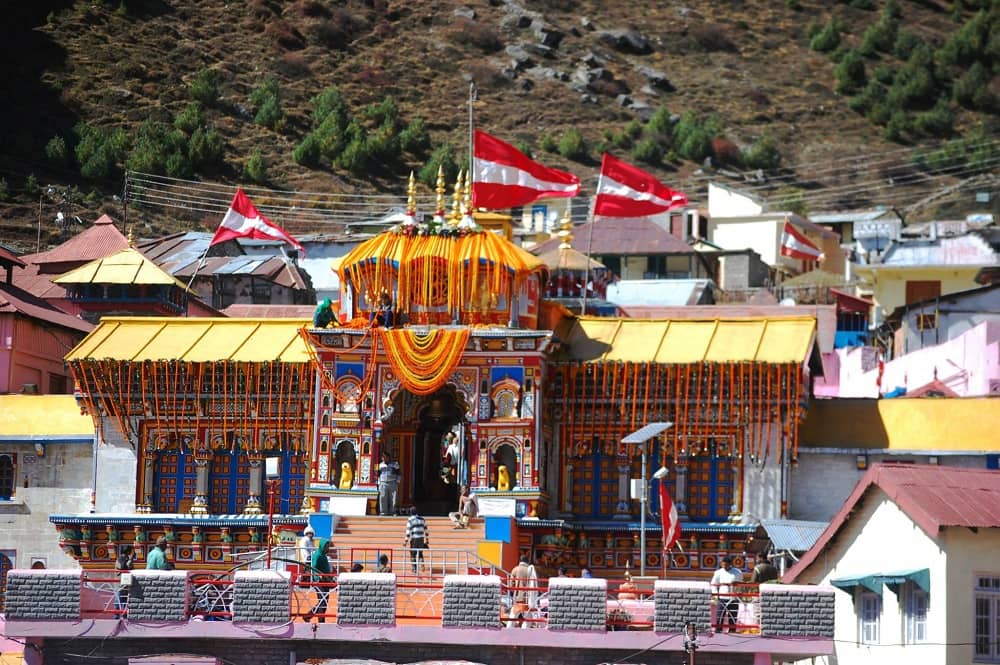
[139,444,157,513]
[615,464,632,518]
[244,453,264,514]
[191,441,211,515]
[674,453,689,518]
[562,463,574,514]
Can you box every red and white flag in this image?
[659,475,681,552]
[593,153,688,217]
[779,221,823,261]
[210,189,304,254]
[472,130,581,210]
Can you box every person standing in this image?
[146,536,168,570]
[508,556,533,628]
[297,525,316,583]
[711,556,744,633]
[377,554,392,573]
[377,452,401,516]
[115,545,136,613]
[404,506,429,574]
[309,538,335,622]
[448,484,478,529]
[749,552,779,584]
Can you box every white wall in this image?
[709,219,781,265]
[741,427,786,521]
[0,442,94,571]
[96,421,138,513]
[793,490,949,665]
[708,183,764,217]
[942,527,1000,664]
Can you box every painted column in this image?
[563,463,574,514]
[139,445,157,513]
[191,439,211,515]
[674,454,689,518]
[615,464,632,518]
[729,454,743,521]
[244,453,264,515]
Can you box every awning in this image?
[830,568,930,596]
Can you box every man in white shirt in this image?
[710,556,744,633]
[297,525,315,566]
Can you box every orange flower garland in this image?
[378,327,471,396]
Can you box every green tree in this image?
[809,19,841,53]
[173,102,203,134]
[419,143,459,187]
[399,117,431,155]
[293,134,321,167]
[45,136,68,164]
[74,123,129,180]
[953,62,995,110]
[250,77,285,130]
[244,150,267,183]
[631,137,663,165]
[835,49,867,94]
[557,128,588,161]
[188,68,223,106]
[742,135,782,170]
[913,99,954,136]
[937,10,990,67]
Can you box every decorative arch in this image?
[490,377,522,420]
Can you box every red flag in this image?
[659,475,681,552]
[472,130,581,210]
[780,221,823,261]
[210,189,304,254]
[594,153,688,217]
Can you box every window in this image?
[904,582,929,644]
[860,591,881,644]
[976,575,1000,662]
[916,313,938,331]
[0,454,14,500]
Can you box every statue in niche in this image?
[339,462,353,489]
[491,377,522,420]
[497,464,511,491]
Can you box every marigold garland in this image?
[378,327,471,396]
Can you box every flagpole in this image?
[468,83,476,184]
[582,170,603,316]
[183,244,211,316]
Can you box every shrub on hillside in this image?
[244,150,267,183]
[631,137,663,165]
[250,77,285,130]
[937,10,990,67]
[645,108,673,138]
[883,110,910,142]
[557,129,588,162]
[74,123,129,180]
[539,134,557,153]
[309,10,362,50]
[710,137,742,166]
[265,19,306,50]
[690,23,737,52]
[953,62,996,110]
[293,134,321,166]
[448,18,502,54]
[173,102,203,134]
[399,117,431,155]
[188,127,225,173]
[672,111,717,163]
[809,19,841,53]
[914,100,954,136]
[419,144,459,188]
[892,30,920,60]
[742,135,782,170]
[45,136,69,164]
[859,15,898,56]
[311,87,348,126]
[887,46,938,110]
[188,68,223,106]
[835,49,866,94]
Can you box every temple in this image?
[51,171,818,581]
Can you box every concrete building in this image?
[784,464,1000,665]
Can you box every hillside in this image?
[0,0,998,252]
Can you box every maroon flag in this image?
[594,153,688,217]
[210,189,304,254]
[472,130,581,209]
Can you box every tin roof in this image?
[53,247,189,289]
[563,315,817,364]
[785,464,1000,583]
[65,317,311,363]
[758,519,828,553]
[24,214,128,266]
[0,283,93,333]
[531,217,692,256]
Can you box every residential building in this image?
[784,464,1000,665]
[886,283,999,357]
[706,182,848,277]
[810,208,903,263]
[853,228,999,325]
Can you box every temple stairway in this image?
[330,515,491,576]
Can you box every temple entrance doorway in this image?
[384,386,467,516]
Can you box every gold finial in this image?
[462,168,473,215]
[406,171,417,216]
[557,209,573,249]
[127,226,135,248]
[435,165,446,216]
[450,170,464,224]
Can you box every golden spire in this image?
[406,171,417,216]
[450,170,464,225]
[435,165,446,218]
[557,209,573,249]
[127,226,135,248]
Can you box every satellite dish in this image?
[779,297,796,307]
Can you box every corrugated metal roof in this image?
[759,519,828,552]
[564,316,816,364]
[52,248,189,288]
[531,216,693,256]
[785,465,1000,584]
[65,317,312,363]
[0,395,94,437]
[26,214,129,265]
[0,283,94,333]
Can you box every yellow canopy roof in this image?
[65,317,312,363]
[0,395,94,437]
[563,316,817,363]
[53,247,189,290]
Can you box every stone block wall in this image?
[232,571,291,624]
[128,571,191,622]
[336,572,395,626]
[759,585,835,638]
[4,570,81,619]
[653,580,712,633]
[546,577,606,631]
[442,574,502,628]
